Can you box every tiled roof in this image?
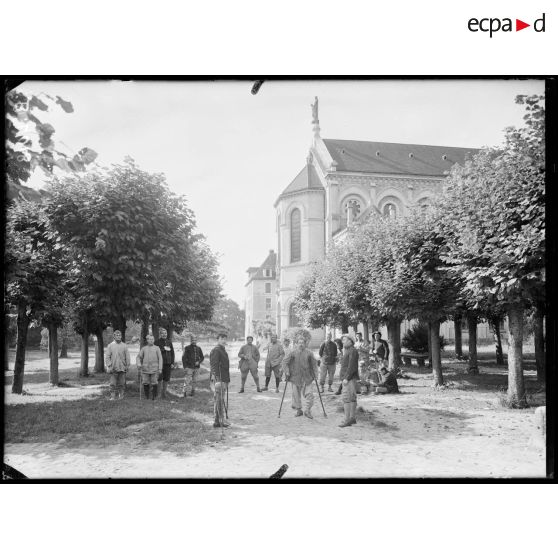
[245,250,277,285]
[323,139,477,176]
[280,163,324,197]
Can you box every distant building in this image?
[274,97,495,346]
[244,250,277,339]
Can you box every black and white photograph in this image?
[3,78,548,479]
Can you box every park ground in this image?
[3,341,546,478]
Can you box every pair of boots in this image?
[143,384,158,400]
[239,378,261,393]
[319,384,333,393]
[263,377,281,392]
[339,402,357,427]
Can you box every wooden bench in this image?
[401,352,428,367]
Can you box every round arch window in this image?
[383,203,397,218]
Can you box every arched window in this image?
[290,208,301,263]
[383,203,397,218]
[289,303,300,328]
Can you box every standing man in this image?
[371,331,390,376]
[318,332,338,393]
[182,334,205,397]
[238,336,261,393]
[263,333,285,392]
[210,332,230,428]
[354,332,371,395]
[283,336,318,419]
[105,330,130,400]
[155,328,175,399]
[136,334,163,401]
[339,335,360,427]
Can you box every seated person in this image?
[369,366,399,394]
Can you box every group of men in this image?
[104,327,398,430]
[105,328,205,401]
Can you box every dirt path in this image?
[4,345,545,478]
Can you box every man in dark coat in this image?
[182,334,205,397]
[155,328,175,399]
[210,332,230,428]
[318,332,338,393]
[371,331,390,372]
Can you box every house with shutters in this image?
[244,250,278,339]
[273,97,494,346]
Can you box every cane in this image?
[310,365,327,418]
[278,376,289,418]
[225,384,229,419]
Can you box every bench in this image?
[401,352,428,367]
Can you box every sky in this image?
[17,79,545,306]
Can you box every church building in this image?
[273,97,491,346]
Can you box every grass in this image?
[4,376,220,454]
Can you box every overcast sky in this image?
[17,79,544,306]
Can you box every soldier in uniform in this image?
[283,336,318,419]
[263,333,285,392]
[209,332,230,428]
[155,328,175,399]
[238,336,261,393]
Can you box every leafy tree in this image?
[438,95,545,406]
[6,89,97,199]
[5,200,67,393]
[210,298,245,339]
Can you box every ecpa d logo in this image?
[468,13,545,37]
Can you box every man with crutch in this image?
[209,332,230,428]
[282,336,320,419]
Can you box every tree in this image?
[438,95,545,406]
[210,298,245,339]
[45,159,221,373]
[6,89,97,200]
[5,200,67,393]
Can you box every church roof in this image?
[245,250,277,286]
[322,139,477,176]
[280,163,324,197]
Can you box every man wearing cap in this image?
[263,333,285,392]
[318,332,338,393]
[210,332,230,428]
[238,335,261,393]
[339,335,360,427]
[182,334,205,397]
[155,328,175,399]
[371,331,390,376]
[105,330,131,400]
[283,336,318,419]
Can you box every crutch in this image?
[278,376,289,418]
[310,365,327,418]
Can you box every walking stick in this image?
[225,384,229,419]
[311,365,327,418]
[278,376,289,418]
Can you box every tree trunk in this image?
[341,316,349,335]
[152,319,160,342]
[167,324,174,342]
[94,326,106,374]
[59,328,69,358]
[467,314,479,375]
[11,301,29,394]
[5,313,11,372]
[430,320,443,387]
[506,304,526,407]
[454,314,463,359]
[116,315,127,342]
[490,317,504,365]
[362,321,370,343]
[140,319,149,348]
[533,306,545,382]
[387,318,401,370]
[79,317,89,377]
[426,321,432,367]
[48,323,59,386]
